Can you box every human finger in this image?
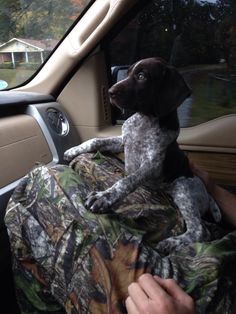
[125,296,140,314]
[128,281,149,302]
[137,273,169,300]
[127,278,168,314]
[127,281,151,313]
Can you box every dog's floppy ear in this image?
[155,65,191,117]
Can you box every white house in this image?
[0,38,58,68]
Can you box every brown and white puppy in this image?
[64,57,221,253]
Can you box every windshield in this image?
[0,0,91,90]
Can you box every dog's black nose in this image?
[109,86,120,97]
[108,89,116,99]
[109,86,122,99]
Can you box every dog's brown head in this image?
[109,57,191,117]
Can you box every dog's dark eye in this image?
[137,72,146,81]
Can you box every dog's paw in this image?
[85,191,115,213]
[64,146,82,162]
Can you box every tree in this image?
[0,0,22,42]
[0,0,89,42]
[19,0,80,40]
[133,0,221,66]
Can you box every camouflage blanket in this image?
[4,152,236,314]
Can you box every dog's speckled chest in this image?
[122,113,178,174]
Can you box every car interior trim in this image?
[15,0,139,95]
[0,114,53,189]
[26,105,59,165]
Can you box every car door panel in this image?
[180,114,236,153]
[186,151,236,187]
[0,114,52,188]
[179,114,236,188]
[0,92,79,215]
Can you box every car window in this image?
[0,0,92,90]
[107,0,236,128]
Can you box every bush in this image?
[0,62,13,69]
[19,62,41,70]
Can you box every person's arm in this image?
[126,273,195,314]
[190,162,236,227]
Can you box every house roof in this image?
[0,38,58,53]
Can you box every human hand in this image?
[126,274,195,314]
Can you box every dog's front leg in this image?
[156,177,213,255]
[64,135,123,162]
[85,161,161,213]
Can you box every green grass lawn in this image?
[0,68,35,89]
[184,68,236,126]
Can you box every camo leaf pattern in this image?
[5,153,236,314]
